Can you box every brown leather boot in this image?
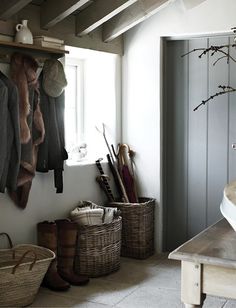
[37,221,70,291]
[56,219,89,286]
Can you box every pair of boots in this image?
[37,219,89,291]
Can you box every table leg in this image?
[181,261,204,307]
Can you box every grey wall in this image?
[164,36,236,251]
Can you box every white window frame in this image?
[65,57,85,151]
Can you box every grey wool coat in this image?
[36,74,68,193]
[0,72,21,193]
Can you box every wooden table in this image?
[169,218,236,307]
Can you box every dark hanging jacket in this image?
[0,79,8,191]
[0,72,21,192]
[36,75,68,193]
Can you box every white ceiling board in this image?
[181,0,207,9]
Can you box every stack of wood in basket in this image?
[95,124,138,203]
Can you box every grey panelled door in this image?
[164,36,236,251]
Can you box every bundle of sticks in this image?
[95,124,138,203]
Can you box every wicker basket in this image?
[109,198,155,259]
[0,233,55,307]
[74,216,122,277]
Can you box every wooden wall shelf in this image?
[0,40,69,58]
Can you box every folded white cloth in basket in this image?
[103,207,118,224]
[70,207,103,226]
[69,200,118,226]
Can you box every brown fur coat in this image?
[10,52,43,144]
[9,52,45,209]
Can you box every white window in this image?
[64,58,85,161]
[64,47,121,164]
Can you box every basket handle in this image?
[12,250,37,274]
[0,232,13,248]
[0,232,15,259]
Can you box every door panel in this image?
[165,40,189,250]
[187,38,208,238]
[229,37,236,182]
[207,37,229,226]
[164,36,236,251]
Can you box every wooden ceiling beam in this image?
[103,0,175,42]
[0,0,32,20]
[41,0,91,29]
[76,0,137,36]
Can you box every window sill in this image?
[66,158,95,167]
[66,158,107,167]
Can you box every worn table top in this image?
[169,218,236,268]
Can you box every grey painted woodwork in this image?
[187,38,208,238]
[103,0,175,42]
[0,0,32,20]
[13,4,123,55]
[41,0,91,29]
[0,0,174,45]
[76,0,137,36]
[0,20,15,36]
[229,37,236,181]
[165,40,189,250]
[207,37,229,226]
[164,36,236,251]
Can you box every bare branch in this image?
[181,48,206,58]
[212,49,236,64]
[182,40,236,111]
[183,44,236,64]
[213,55,228,66]
[193,85,236,111]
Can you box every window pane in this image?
[64,47,120,163]
[65,65,77,151]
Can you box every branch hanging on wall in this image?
[182,28,236,111]
[193,86,236,111]
[182,45,236,65]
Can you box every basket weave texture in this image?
[0,240,55,307]
[74,216,122,277]
[109,198,155,259]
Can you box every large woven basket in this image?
[109,198,155,259]
[74,216,122,277]
[0,233,55,307]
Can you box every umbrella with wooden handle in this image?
[127,148,138,202]
[118,144,138,203]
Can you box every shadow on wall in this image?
[0,163,108,245]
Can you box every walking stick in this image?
[95,124,129,202]
[95,158,114,201]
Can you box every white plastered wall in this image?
[122,0,236,251]
[0,53,121,245]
